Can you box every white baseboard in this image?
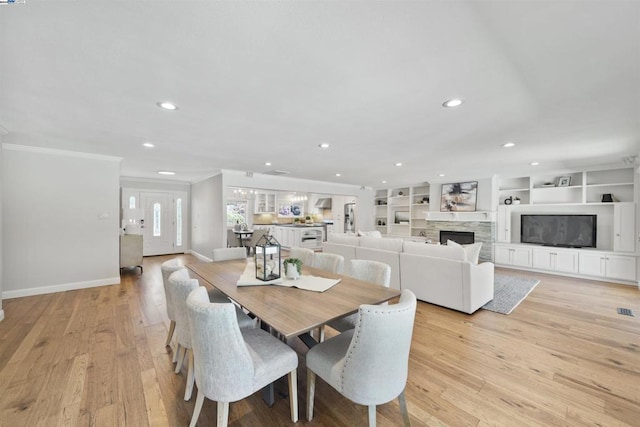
[187,249,213,263]
[0,309,4,322]
[2,276,122,300]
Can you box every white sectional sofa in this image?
[322,233,494,314]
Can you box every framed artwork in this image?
[555,176,571,187]
[277,203,304,218]
[394,211,410,224]
[440,181,478,212]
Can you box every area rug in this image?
[482,274,540,315]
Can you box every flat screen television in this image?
[520,214,596,248]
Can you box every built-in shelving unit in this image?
[495,166,638,284]
[374,184,430,238]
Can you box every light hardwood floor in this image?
[1,254,639,426]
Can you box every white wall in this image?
[190,173,224,260]
[0,140,3,321]
[2,145,121,298]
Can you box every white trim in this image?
[0,309,4,322]
[2,276,121,299]
[187,249,213,263]
[2,143,122,162]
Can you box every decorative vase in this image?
[286,263,300,280]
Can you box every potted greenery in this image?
[305,215,313,224]
[283,258,303,279]
[513,196,521,205]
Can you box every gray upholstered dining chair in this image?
[168,269,256,401]
[227,228,241,248]
[212,247,248,261]
[306,289,417,427]
[327,259,392,333]
[186,286,299,427]
[246,228,268,256]
[161,258,184,349]
[312,252,344,274]
[288,247,315,267]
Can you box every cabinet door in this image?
[496,206,511,243]
[606,255,636,281]
[554,251,579,273]
[579,252,606,277]
[512,248,532,267]
[532,249,553,270]
[613,203,635,253]
[494,246,513,265]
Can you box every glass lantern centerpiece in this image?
[255,234,281,281]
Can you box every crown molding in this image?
[2,143,122,162]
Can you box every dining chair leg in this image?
[184,349,195,401]
[165,320,176,347]
[217,401,229,427]
[319,325,325,342]
[368,405,377,427]
[172,343,181,363]
[306,368,316,421]
[175,346,187,374]
[288,369,298,422]
[189,391,205,427]
[398,389,411,426]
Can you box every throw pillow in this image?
[447,240,482,264]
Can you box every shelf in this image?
[499,188,530,192]
[586,182,633,188]
[426,211,495,222]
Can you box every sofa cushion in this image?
[360,236,404,252]
[447,240,482,264]
[402,241,465,261]
[327,233,361,246]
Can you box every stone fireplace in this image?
[423,221,495,262]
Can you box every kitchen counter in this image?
[277,223,325,228]
[272,224,325,249]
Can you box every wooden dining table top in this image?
[187,259,401,339]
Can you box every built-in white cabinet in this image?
[495,244,532,267]
[255,192,276,214]
[532,247,579,274]
[579,252,636,282]
[613,203,635,253]
[496,205,511,243]
[495,243,637,283]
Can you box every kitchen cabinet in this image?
[273,226,324,249]
[532,247,578,274]
[579,252,636,282]
[255,192,276,213]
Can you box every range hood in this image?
[314,198,332,209]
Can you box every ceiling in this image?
[1,1,639,187]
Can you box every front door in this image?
[141,192,177,256]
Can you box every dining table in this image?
[187,258,401,341]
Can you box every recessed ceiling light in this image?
[395,162,403,167]
[143,142,155,148]
[318,143,331,149]
[157,101,178,111]
[382,180,387,184]
[265,162,272,166]
[530,162,539,166]
[503,142,515,148]
[158,171,176,175]
[438,173,445,177]
[442,98,464,108]
[335,173,341,177]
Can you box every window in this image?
[176,198,183,246]
[129,196,136,209]
[226,200,247,226]
[153,203,161,237]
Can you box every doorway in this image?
[138,191,187,256]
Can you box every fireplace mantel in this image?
[426,211,495,222]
